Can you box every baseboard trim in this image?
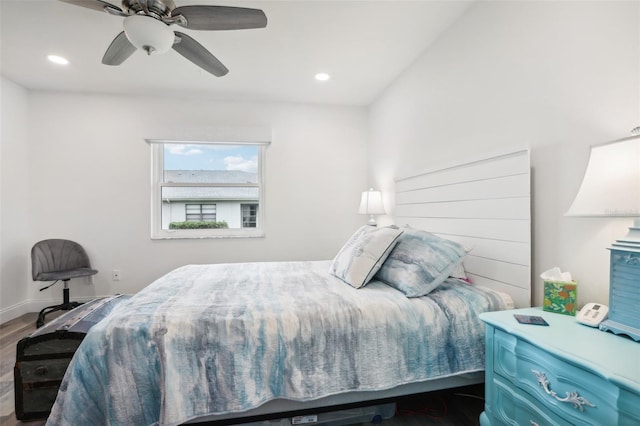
[0,296,102,325]
[0,300,32,325]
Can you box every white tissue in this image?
[540,267,572,282]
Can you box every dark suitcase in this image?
[14,294,129,420]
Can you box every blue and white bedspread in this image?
[47,261,511,426]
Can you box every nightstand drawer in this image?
[493,329,638,425]
[489,376,571,426]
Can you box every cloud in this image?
[225,155,257,172]
[168,145,203,156]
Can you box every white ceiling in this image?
[0,0,473,106]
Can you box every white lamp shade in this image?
[566,136,640,217]
[359,190,386,215]
[123,15,174,55]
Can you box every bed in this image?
[46,149,531,426]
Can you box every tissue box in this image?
[543,280,578,316]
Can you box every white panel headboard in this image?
[394,149,531,308]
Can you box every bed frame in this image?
[190,148,531,424]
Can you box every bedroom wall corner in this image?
[0,76,31,323]
[367,0,640,308]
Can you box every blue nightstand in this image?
[479,307,640,425]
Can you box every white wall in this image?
[0,76,31,321]
[369,1,640,307]
[0,90,367,321]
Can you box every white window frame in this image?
[148,137,269,239]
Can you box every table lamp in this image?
[566,134,640,340]
[359,189,386,226]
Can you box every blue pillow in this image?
[375,228,466,297]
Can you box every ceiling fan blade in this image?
[102,32,136,65]
[172,32,228,77]
[172,6,267,31]
[58,0,123,14]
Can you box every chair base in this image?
[36,302,83,328]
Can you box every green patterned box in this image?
[543,280,578,316]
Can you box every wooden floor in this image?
[0,312,484,426]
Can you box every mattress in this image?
[47,260,512,426]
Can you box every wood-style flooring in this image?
[0,312,483,426]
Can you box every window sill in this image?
[151,229,265,240]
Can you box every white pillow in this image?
[329,225,403,289]
[449,244,473,282]
[449,263,468,280]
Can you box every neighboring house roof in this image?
[162,170,259,202]
[165,170,257,184]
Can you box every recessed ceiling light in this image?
[47,55,69,65]
[315,73,330,81]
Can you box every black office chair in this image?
[32,239,98,328]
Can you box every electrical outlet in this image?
[112,269,121,281]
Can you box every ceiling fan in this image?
[58,0,268,76]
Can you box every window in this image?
[186,204,216,222]
[149,138,268,239]
[241,204,258,228]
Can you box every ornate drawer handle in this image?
[532,370,596,411]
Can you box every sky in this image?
[163,144,258,173]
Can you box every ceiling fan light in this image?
[123,15,174,55]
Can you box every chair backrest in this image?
[31,239,92,281]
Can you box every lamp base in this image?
[599,319,640,342]
[367,216,377,226]
[605,220,640,341]
[611,217,640,251]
